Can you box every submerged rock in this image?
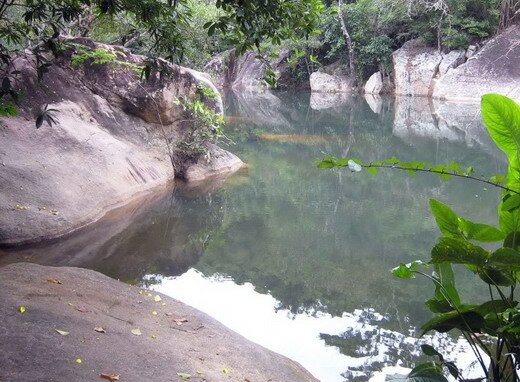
[0,37,242,246]
[0,262,318,382]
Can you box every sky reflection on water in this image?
[148,269,480,382]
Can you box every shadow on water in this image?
[0,90,508,381]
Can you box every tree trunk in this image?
[500,0,520,30]
[337,0,356,83]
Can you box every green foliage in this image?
[71,46,119,66]
[174,94,225,159]
[0,101,17,116]
[196,83,218,100]
[69,44,144,74]
[322,95,520,381]
[35,104,58,128]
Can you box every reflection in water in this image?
[150,269,480,382]
[1,91,506,381]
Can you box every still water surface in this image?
[1,91,507,381]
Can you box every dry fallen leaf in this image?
[55,329,70,336]
[18,306,26,313]
[161,302,166,306]
[131,328,142,336]
[47,278,62,285]
[99,373,120,381]
[177,372,191,380]
[94,327,106,333]
[174,318,188,326]
[150,335,158,339]
[153,294,162,302]
[138,290,143,295]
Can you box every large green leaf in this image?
[431,237,488,267]
[387,362,449,382]
[429,199,503,242]
[488,247,520,270]
[435,263,460,310]
[504,231,520,250]
[421,309,485,334]
[459,219,504,242]
[429,199,463,238]
[478,266,515,286]
[481,94,520,165]
[392,260,423,279]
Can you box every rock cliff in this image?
[391,26,520,102]
[433,25,520,102]
[204,49,296,90]
[0,37,243,246]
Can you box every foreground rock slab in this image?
[0,263,317,382]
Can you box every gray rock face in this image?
[438,50,466,76]
[0,262,318,382]
[433,25,520,102]
[205,49,292,90]
[309,71,355,93]
[364,71,384,94]
[0,38,242,246]
[392,39,442,97]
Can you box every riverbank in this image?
[0,262,318,382]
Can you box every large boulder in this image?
[309,71,355,93]
[0,262,318,382]
[204,49,295,90]
[364,71,384,94]
[392,39,442,97]
[433,25,520,102]
[0,37,243,246]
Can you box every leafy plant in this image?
[35,104,58,128]
[174,95,226,159]
[319,94,520,381]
